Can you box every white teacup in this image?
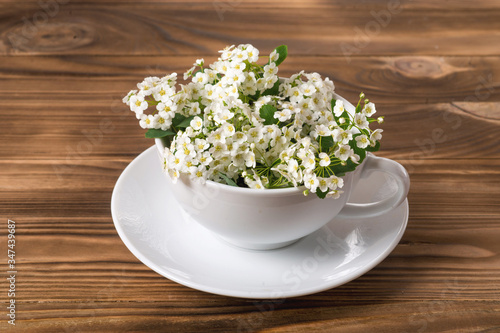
[154,143,409,251]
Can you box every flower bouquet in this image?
[123,44,383,199]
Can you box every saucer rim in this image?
[111,146,409,299]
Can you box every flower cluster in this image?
[123,44,384,199]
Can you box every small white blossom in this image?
[370,129,383,143]
[122,90,137,105]
[190,116,203,131]
[318,152,330,167]
[304,173,319,192]
[302,153,316,170]
[332,128,353,144]
[263,63,278,78]
[334,144,354,161]
[354,113,369,129]
[269,50,279,62]
[362,102,376,116]
[130,95,148,117]
[328,176,343,190]
[193,72,209,85]
[333,100,345,117]
[355,135,370,148]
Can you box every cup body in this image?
[163,159,361,250]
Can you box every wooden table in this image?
[1,0,499,331]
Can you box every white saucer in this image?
[111,146,408,299]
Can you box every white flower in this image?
[207,129,225,144]
[315,124,331,137]
[263,63,278,77]
[193,72,209,85]
[318,177,329,192]
[332,128,353,144]
[247,127,264,143]
[318,152,330,167]
[137,77,159,96]
[221,123,236,137]
[194,138,209,151]
[286,159,302,185]
[350,153,360,164]
[354,113,369,129]
[246,45,259,62]
[234,49,249,62]
[129,95,148,117]
[303,172,319,192]
[264,75,278,89]
[209,142,228,159]
[232,132,247,144]
[299,83,316,97]
[244,150,256,168]
[269,50,279,62]
[181,143,197,159]
[156,112,172,130]
[189,102,201,115]
[123,90,137,105]
[214,60,231,74]
[370,129,383,143]
[219,45,235,60]
[190,116,203,131]
[333,100,345,117]
[198,151,213,166]
[191,165,208,184]
[274,108,292,122]
[334,144,354,161]
[195,58,204,66]
[139,114,155,129]
[263,125,280,142]
[226,69,245,85]
[213,108,234,124]
[287,86,302,104]
[355,135,370,148]
[326,190,342,199]
[302,153,316,170]
[362,102,376,116]
[328,176,343,190]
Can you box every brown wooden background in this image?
[1,0,500,332]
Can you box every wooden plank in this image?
[1,4,500,56]
[2,0,500,10]
[3,300,496,332]
[0,55,499,104]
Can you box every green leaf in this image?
[261,79,280,97]
[259,104,278,125]
[171,113,187,127]
[270,158,281,168]
[366,140,381,152]
[329,159,357,175]
[176,115,195,129]
[270,45,288,66]
[219,172,238,187]
[316,188,328,199]
[355,100,362,114]
[330,99,337,113]
[145,129,176,138]
[320,136,334,152]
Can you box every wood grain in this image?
[1,3,500,56]
[1,0,500,332]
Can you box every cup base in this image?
[215,234,303,251]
